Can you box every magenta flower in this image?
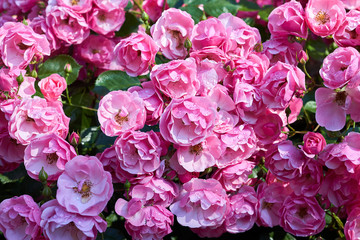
[302,132,326,156]
[334,10,360,47]
[345,208,360,239]
[57,155,113,216]
[87,6,125,36]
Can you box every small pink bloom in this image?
[280,194,325,237]
[302,132,326,156]
[169,178,229,228]
[196,59,227,96]
[268,0,308,39]
[113,31,158,77]
[57,0,92,13]
[305,0,346,37]
[114,130,163,175]
[143,0,169,22]
[69,131,79,145]
[0,195,41,240]
[190,46,227,63]
[41,199,107,240]
[159,96,216,146]
[225,186,258,233]
[93,0,128,10]
[334,10,360,47]
[97,90,146,137]
[30,16,61,51]
[150,58,200,99]
[24,133,77,181]
[57,155,113,216]
[87,6,125,36]
[38,73,67,102]
[345,207,360,239]
[253,110,283,146]
[151,8,194,60]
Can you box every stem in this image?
[313,124,320,132]
[303,63,312,80]
[63,102,97,112]
[133,0,144,12]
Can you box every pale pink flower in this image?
[225,186,258,233]
[46,6,90,46]
[93,0,128,10]
[8,98,69,145]
[195,59,227,96]
[151,8,194,60]
[115,198,174,240]
[0,22,50,69]
[57,155,113,216]
[302,132,326,157]
[38,73,67,102]
[280,194,326,237]
[268,0,308,39]
[334,10,360,47]
[0,195,41,240]
[150,58,200,99]
[159,96,216,146]
[87,6,125,36]
[41,199,107,240]
[190,46,227,64]
[265,140,307,182]
[0,67,23,96]
[113,31,158,77]
[57,0,92,13]
[97,90,146,137]
[143,0,169,22]
[261,61,305,110]
[212,160,255,192]
[114,130,163,175]
[341,0,360,9]
[169,178,229,228]
[305,0,346,37]
[17,76,36,99]
[24,133,77,181]
[30,16,61,51]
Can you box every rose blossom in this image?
[29,16,60,51]
[38,73,67,102]
[115,198,174,240]
[268,0,308,39]
[195,59,227,96]
[113,31,159,77]
[114,130,163,175]
[0,195,41,240]
[280,194,326,237]
[0,22,50,69]
[225,186,258,233]
[143,0,169,22]
[334,10,360,47]
[159,96,216,146]
[97,90,146,137]
[87,6,125,36]
[253,110,283,145]
[169,178,229,229]
[150,58,200,99]
[41,199,107,240]
[93,0,128,10]
[8,98,69,145]
[320,47,360,89]
[261,61,306,110]
[0,133,25,173]
[151,8,194,60]
[24,133,77,181]
[57,155,113,216]
[265,140,307,182]
[301,132,326,156]
[46,6,90,46]
[305,0,346,37]
[345,207,360,239]
[57,0,92,13]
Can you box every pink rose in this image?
[87,6,125,36]
[14,0,37,12]
[30,16,61,51]
[253,110,283,146]
[38,73,67,102]
[150,58,200,99]
[56,155,113,216]
[41,199,107,240]
[97,90,146,137]
[345,208,360,239]
[46,6,90,45]
[0,22,50,69]
[261,61,305,110]
[159,96,216,146]
[195,59,227,96]
[57,0,92,13]
[113,31,159,77]
[115,198,174,240]
[0,195,41,240]
[305,0,346,37]
[114,130,163,175]
[212,160,255,192]
[151,8,194,60]
[334,10,360,47]
[320,47,360,89]
[280,194,325,237]
[93,0,128,10]
[265,140,307,182]
[302,132,326,156]
[0,133,25,173]
[143,0,169,22]
[24,133,77,181]
[169,178,229,228]
[8,98,69,145]
[268,0,308,39]
[225,186,258,233]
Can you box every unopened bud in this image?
[42,185,52,197]
[141,12,149,22]
[16,73,24,84]
[184,38,192,50]
[69,132,80,146]
[37,1,46,9]
[39,167,48,183]
[30,53,44,64]
[254,43,263,52]
[124,180,131,190]
[64,63,72,73]
[298,50,308,65]
[31,69,38,78]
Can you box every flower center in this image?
[115,110,129,126]
[46,153,58,164]
[17,42,30,51]
[26,115,35,122]
[98,13,106,21]
[262,201,274,210]
[71,0,79,5]
[92,49,100,54]
[73,179,92,203]
[335,91,347,107]
[190,143,203,155]
[315,11,330,25]
[297,206,308,219]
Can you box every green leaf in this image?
[258,5,275,21]
[283,233,296,240]
[180,4,204,23]
[106,212,119,228]
[37,55,82,85]
[236,0,260,11]
[304,100,317,113]
[306,39,330,62]
[95,70,141,92]
[203,0,239,17]
[0,174,18,184]
[115,12,141,37]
